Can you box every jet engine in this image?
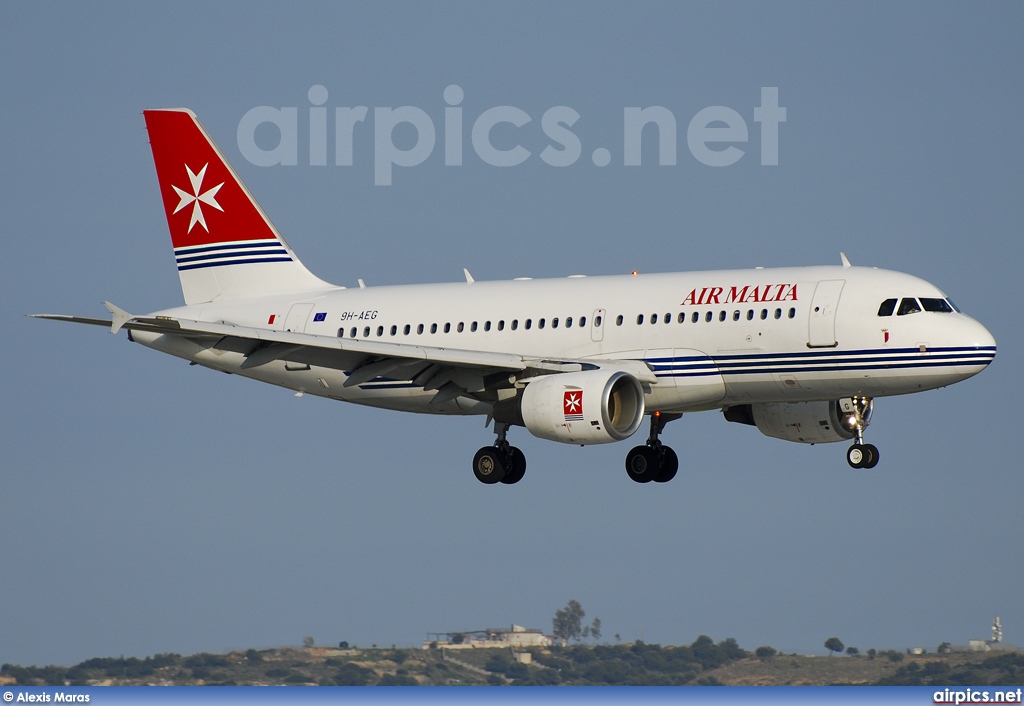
[520,369,645,444]
[724,399,872,444]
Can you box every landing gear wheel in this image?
[500,447,527,485]
[473,447,506,484]
[654,447,678,483]
[625,445,660,483]
[847,444,866,469]
[861,444,879,469]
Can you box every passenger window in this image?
[350,327,357,338]
[457,322,464,333]
[580,317,586,327]
[364,326,371,337]
[511,320,519,331]
[877,298,897,316]
[651,313,658,325]
[484,321,491,331]
[897,298,922,316]
[637,314,644,325]
[921,298,953,313]
[416,324,423,335]
[376,326,383,337]
[497,320,505,331]
[692,312,699,323]
[788,307,796,319]
[747,310,754,321]
[705,311,713,322]
[719,311,726,322]
[553,318,560,328]
[616,315,623,326]
[732,310,740,321]
[404,324,411,335]
[539,318,545,329]
[444,323,451,333]
[390,325,397,336]
[595,315,603,327]
[525,319,532,330]
[565,317,573,328]
[338,328,345,337]
[760,309,768,320]
[663,313,670,324]
[471,321,477,332]
[677,312,685,324]
[430,323,437,333]
[774,308,781,319]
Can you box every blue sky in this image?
[2,2,1022,667]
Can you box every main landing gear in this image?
[472,422,527,485]
[843,397,879,469]
[625,412,682,483]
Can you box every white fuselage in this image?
[131,264,996,419]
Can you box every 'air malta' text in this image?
[682,284,798,306]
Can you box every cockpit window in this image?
[897,298,922,316]
[921,298,954,313]
[947,299,961,313]
[877,298,897,316]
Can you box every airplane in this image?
[33,108,997,485]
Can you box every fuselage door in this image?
[807,280,845,348]
[591,309,606,342]
[284,303,315,333]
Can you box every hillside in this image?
[3,640,1023,687]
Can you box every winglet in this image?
[103,301,133,334]
[840,252,852,268]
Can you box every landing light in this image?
[631,270,639,276]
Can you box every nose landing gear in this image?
[841,397,879,469]
[472,422,527,485]
[625,412,682,483]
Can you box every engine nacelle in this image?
[521,369,645,445]
[724,400,872,444]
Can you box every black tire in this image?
[500,447,527,484]
[846,444,866,469]
[861,444,879,469]
[625,445,660,483]
[654,446,678,483]
[473,447,506,484]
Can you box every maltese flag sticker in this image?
[563,390,584,421]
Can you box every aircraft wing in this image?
[32,303,656,405]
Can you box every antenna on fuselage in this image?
[840,252,852,268]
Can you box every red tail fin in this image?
[144,109,328,304]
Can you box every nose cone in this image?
[968,316,996,355]
[955,314,997,371]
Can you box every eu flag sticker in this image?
[313,312,327,322]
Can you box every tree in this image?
[590,618,602,643]
[824,637,844,656]
[846,646,859,656]
[755,646,777,660]
[303,636,315,649]
[552,600,586,643]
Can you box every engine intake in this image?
[724,400,871,444]
[520,369,645,445]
